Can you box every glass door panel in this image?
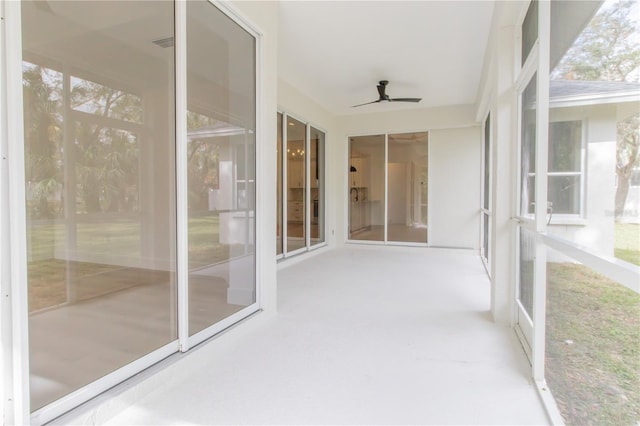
[310,127,325,246]
[186,1,256,336]
[277,113,283,255]
[387,132,428,243]
[516,74,538,350]
[286,116,306,252]
[481,114,491,265]
[349,135,385,241]
[520,76,537,218]
[21,0,176,410]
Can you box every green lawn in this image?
[27,215,236,266]
[26,214,242,311]
[546,262,640,425]
[615,223,640,266]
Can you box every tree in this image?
[551,0,640,220]
[552,0,640,82]
[616,114,640,217]
[71,78,142,214]
[23,64,63,219]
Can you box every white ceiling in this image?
[278,1,495,116]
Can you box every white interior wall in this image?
[429,127,482,249]
[336,105,480,247]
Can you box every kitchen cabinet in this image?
[288,201,304,222]
[287,159,304,188]
[349,201,369,234]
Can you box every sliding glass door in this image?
[22,1,178,411]
[18,0,258,420]
[348,135,385,241]
[276,112,326,258]
[310,126,325,247]
[348,132,428,244]
[185,0,256,337]
[388,132,428,243]
[286,116,307,253]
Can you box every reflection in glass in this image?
[277,113,283,255]
[286,116,306,252]
[187,1,256,336]
[22,0,176,410]
[387,132,428,243]
[349,135,385,241]
[310,127,325,246]
[71,76,142,123]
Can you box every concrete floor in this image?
[69,246,549,425]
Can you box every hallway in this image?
[67,246,549,425]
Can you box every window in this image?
[630,167,640,187]
[548,120,583,216]
[521,0,538,66]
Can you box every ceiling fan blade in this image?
[389,98,422,103]
[353,81,420,107]
[351,99,382,108]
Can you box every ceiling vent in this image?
[152,37,174,48]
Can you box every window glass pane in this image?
[550,0,639,263]
[310,126,325,246]
[22,0,176,410]
[484,114,491,210]
[483,213,489,262]
[187,1,256,336]
[277,113,283,255]
[548,175,581,215]
[521,75,537,216]
[545,247,640,425]
[518,227,535,320]
[349,135,385,241]
[387,132,428,243]
[549,121,581,172]
[522,0,538,66]
[286,116,306,252]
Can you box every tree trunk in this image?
[615,172,631,220]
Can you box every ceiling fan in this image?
[352,80,422,107]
